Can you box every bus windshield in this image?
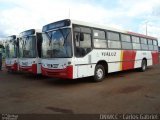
[19,36,36,58]
[5,41,17,58]
[42,28,72,58]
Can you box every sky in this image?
[0,0,160,45]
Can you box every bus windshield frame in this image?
[19,35,37,58]
[5,39,17,58]
[42,27,72,58]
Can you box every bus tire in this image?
[140,60,147,72]
[93,64,105,82]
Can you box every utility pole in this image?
[145,21,148,35]
[68,8,70,19]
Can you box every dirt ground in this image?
[0,63,160,114]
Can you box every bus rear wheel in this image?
[93,64,105,82]
[140,60,147,72]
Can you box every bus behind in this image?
[19,29,42,75]
[5,35,19,72]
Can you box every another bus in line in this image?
[5,35,19,72]
[19,29,42,75]
[0,40,5,70]
[0,40,5,59]
[41,19,159,82]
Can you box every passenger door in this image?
[73,25,93,77]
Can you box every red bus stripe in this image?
[152,51,159,65]
[122,50,136,70]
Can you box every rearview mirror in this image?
[80,33,84,41]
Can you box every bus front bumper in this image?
[19,64,37,74]
[41,66,73,79]
[5,63,18,71]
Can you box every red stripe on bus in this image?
[152,51,159,65]
[19,64,37,74]
[6,63,18,71]
[122,50,136,70]
[32,64,37,74]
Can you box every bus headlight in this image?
[68,61,71,65]
[43,63,45,67]
[63,64,67,68]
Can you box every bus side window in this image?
[93,29,107,48]
[140,38,148,50]
[148,39,154,51]
[107,31,121,49]
[121,34,132,50]
[132,36,141,50]
[153,40,158,50]
[36,33,42,58]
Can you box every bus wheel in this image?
[140,60,147,72]
[94,64,105,82]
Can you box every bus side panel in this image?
[73,65,78,79]
[74,50,122,77]
[108,62,121,73]
[134,51,152,68]
[106,50,121,73]
[146,51,152,66]
[76,64,95,78]
[121,50,136,70]
[134,51,144,68]
[151,51,159,65]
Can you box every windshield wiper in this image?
[44,32,54,57]
[59,29,65,46]
[45,32,52,47]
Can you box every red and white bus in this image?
[5,35,19,72]
[41,19,159,82]
[19,29,42,74]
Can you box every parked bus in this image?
[5,35,19,72]
[0,40,5,54]
[41,19,159,82]
[19,29,42,74]
[0,41,5,70]
[0,40,6,59]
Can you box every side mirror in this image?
[80,33,84,41]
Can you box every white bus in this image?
[41,19,159,82]
[19,29,42,75]
[5,35,19,72]
[0,40,5,58]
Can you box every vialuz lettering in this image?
[102,52,116,56]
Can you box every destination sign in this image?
[42,19,71,32]
[20,29,35,37]
[8,35,16,40]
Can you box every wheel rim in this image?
[142,62,146,70]
[96,68,103,79]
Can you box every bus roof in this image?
[43,19,157,40]
[7,35,19,41]
[70,19,157,40]
[127,31,157,40]
[20,29,42,37]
